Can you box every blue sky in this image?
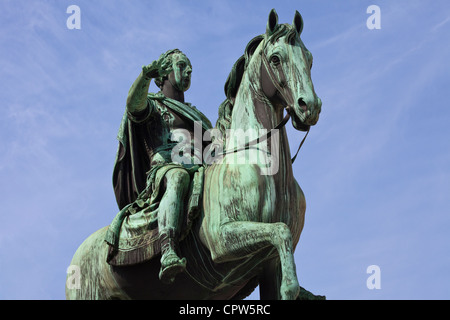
[1,0,449,300]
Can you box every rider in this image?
[106,49,212,283]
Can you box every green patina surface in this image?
[67,9,324,300]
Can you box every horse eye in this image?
[271,55,280,65]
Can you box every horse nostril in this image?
[298,98,307,112]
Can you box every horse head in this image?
[259,9,322,131]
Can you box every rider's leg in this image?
[158,168,190,284]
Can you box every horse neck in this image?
[229,62,293,180]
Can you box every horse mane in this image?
[214,24,298,141]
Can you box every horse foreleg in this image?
[206,221,300,300]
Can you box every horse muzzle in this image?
[291,95,321,130]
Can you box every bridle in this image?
[217,39,310,164]
[259,40,309,163]
[222,40,309,164]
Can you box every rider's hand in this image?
[142,58,172,79]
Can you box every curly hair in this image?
[154,49,191,89]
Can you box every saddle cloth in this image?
[105,164,204,266]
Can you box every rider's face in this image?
[168,53,192,92]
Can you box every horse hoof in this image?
[281,282,300,300]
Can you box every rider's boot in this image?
[158,229,186,284]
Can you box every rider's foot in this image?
[159,248,186,284]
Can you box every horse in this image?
[66,9,322,300]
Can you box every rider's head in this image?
[155,49,192,92]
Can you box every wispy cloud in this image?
[432,15,450,32]
[1,0,450,300]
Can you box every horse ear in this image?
[293,10,304,36]
[266,8,278,35]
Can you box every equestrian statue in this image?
[66,9,324,300]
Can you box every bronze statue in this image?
[66,9,324,300]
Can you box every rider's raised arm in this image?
[126,67,152,115]
[126,58,167,115]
